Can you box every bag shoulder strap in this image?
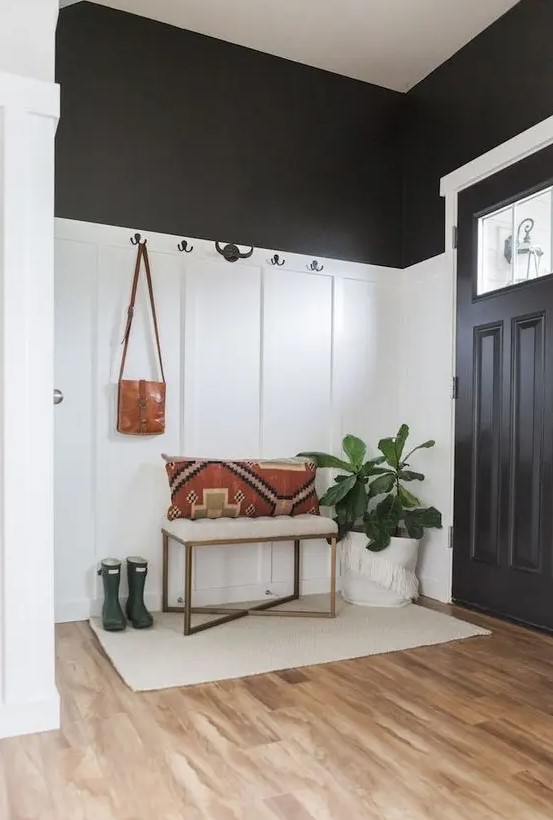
[119,242,166,383]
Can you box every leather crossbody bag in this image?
[117,242,166,435]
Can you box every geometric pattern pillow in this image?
[164,458,319,521]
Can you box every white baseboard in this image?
[55,597,91,623]
[181,577,340,607]
[0,691,60,739]
[419,576,451,603]
[67,575,448,623]
[87,578,341,618]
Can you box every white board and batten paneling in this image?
[54,219,403,621]
[400,254,454,603]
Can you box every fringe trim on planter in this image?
[341,539,419,600]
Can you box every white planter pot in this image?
[340,531,419,607]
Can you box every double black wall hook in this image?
[215,242,254,263]
[307,260,324,272]
[268,254,285,267]
[177,239,194,253]
[130,232,147,246]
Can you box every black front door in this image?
[454,144,553,630]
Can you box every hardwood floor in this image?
[2,602,553,819]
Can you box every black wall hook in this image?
[130,232,147,246]
[215,242,254,263]
[268,254,285,266]
[177,239,194,253]
[307,260,324,272]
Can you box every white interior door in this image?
[53,238,97,623]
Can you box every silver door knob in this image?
[53,389,64,405]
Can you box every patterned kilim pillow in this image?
[163,458,320,520]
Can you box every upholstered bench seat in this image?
[162,513,338,544]
[161,514,338,635]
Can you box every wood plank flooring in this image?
[2,601,553,819]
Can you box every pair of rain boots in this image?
[98,556,154,632]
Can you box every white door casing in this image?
[0,71,60,739]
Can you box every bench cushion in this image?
[162,514,338,544]
[164,458,319,521]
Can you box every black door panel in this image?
[454,143,553,630]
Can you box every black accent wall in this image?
[55,2,404,267]
[403,0,553,267]
[56,1,553,269]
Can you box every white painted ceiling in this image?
[59,0,521,92]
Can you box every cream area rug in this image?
[89,595,490,692]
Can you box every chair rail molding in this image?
[0,69,60,738]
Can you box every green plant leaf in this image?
[365,523,392,552]
[401,440,436,464]
[363,511,389,551]
[376,493,403,527]
[398,485,420,508]
[334,474,350,483]
[398,470,424,482]
[395,424,410,462]
[332,479,368,535]
[404,506,443,536]
[367,472,396,499]
[404,521,424,539]
[342,435,366,469]
[348,479,369,522]
[377,437,398,468]
[360,456,386,476]
[419,506,443,528]
[296,452,355,472]
[364,495,402,551]
[319,474,357,507]
[334,501,357,540]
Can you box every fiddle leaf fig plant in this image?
[298,435,390,539]
[299,425,442,552]
[363,424,442,551]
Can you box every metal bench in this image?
[161,514,338,635]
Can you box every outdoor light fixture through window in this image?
[478,186,552,295]
[504,216,544,281]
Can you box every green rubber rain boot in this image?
[126,556,154,629]
[98,559,126,632]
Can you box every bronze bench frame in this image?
[162,529,337,636]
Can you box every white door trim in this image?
[440,114,553,197]
[440,114,553,603]
[0,70,60,739]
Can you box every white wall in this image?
[0,1,58,82]
[54,220,458,621]
[54,219,403,620]
[401,254,454,602]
